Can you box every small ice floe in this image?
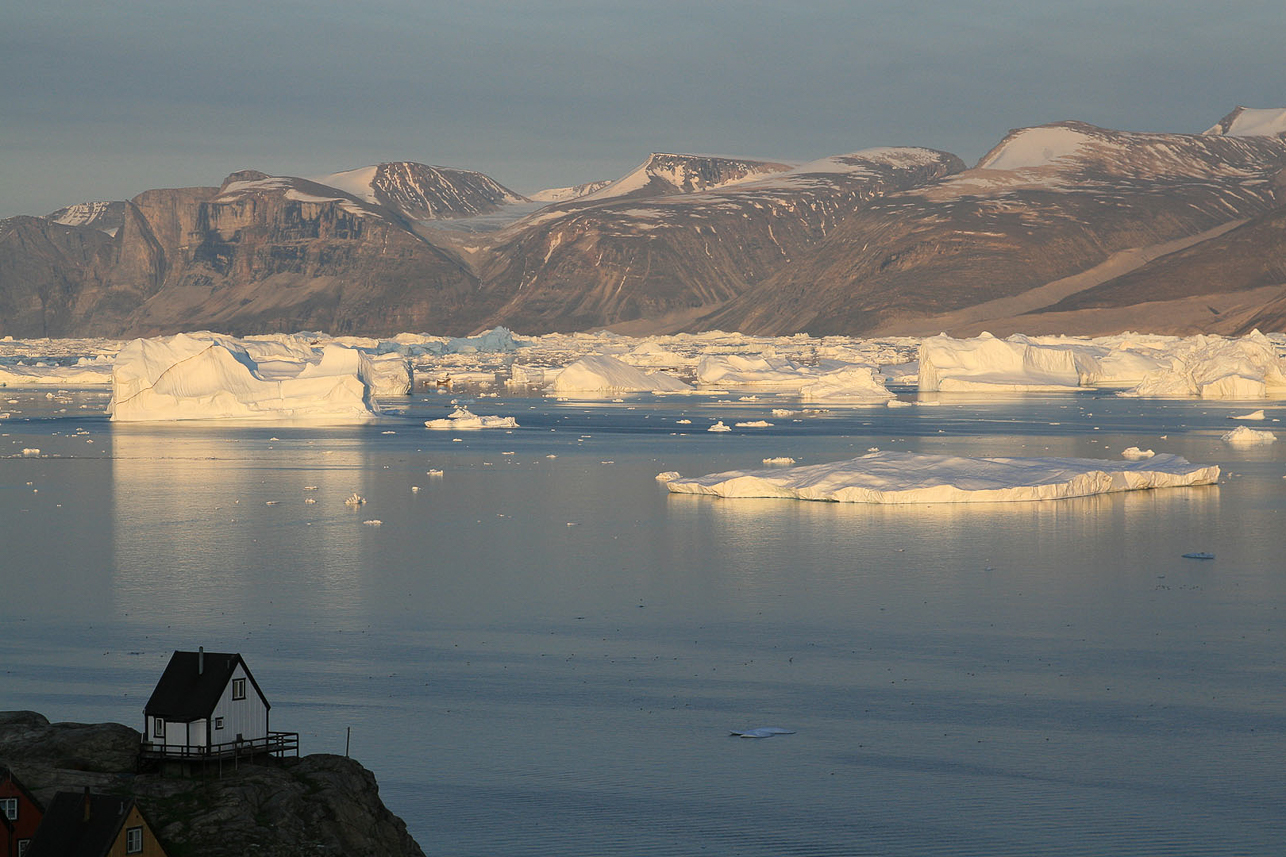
[22,448,40,457]
[655,471,681,483]
[427,469,444,478]
[425,407,519,430]
[735,420,773,428]
[762,457,795,466]
[676,419,692,425]
[730,727,796,739]
[1221,426,1276,446]
[886,399,912,408]
[1230,410,1266,421]
[708,421,732,432]
[363,519,382,527]
[771,409,798,417]
[265,500,279,506]
[304,498,317,505]
[382,430,397,434]
[411,486,421,493]
[1121,447,1155,460]
[344,493,366,506]
[303,485,318,491]
[1182,552,1215,560]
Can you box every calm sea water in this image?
[2,389,1284,855]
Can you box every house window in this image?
[1,797,17,820]
[125,826,144,854]
[232,678,246,700]
[215,716,225,730]
[153,718,165,740]
[17,840,30,857]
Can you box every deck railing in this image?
[140,731,299,762]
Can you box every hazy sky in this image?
[3,0,1283,218]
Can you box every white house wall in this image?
[210,662,269,743]
[150,716,208,748]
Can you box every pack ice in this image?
[108,332,384,421]
[663,451,1219,504]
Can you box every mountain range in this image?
[3,106,1285,339]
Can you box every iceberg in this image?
[367,352,413,397]
[665,451,1219,504]
[108,333,380,422]
[1221,426,1276,446]
[799,366,895,403]
[918,333,1083,392]
[548,355,691,394]
[425,407,518,429]
[1122,332,1286,399]
[695,354,894,401]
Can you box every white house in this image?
[141,649,293,762]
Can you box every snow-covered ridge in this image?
[215,162,527,222]
[969,119,1286,188]
[529,180,614,203]
[580,153,795,202]
[1203,106,1286,138]
[976,126,1095,171]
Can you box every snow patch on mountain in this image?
[1203,106,1286,138]
[976,126,1096,171]
[312,166,380,203]
[529,180,614,203]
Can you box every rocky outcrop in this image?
[0,711,424,857]
[0,216,114,336]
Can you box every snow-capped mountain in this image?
[45,200,126,235]
[311,162,528,221]
[3,109,1285,339]
[575,153,795,202]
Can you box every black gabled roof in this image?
[25,791,143,857]
[143,651,269,722]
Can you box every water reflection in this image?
[110,426,375,629]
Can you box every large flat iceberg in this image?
[109,333,381,422]
[663,451,1219,504]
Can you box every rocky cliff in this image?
[0,711,424,857]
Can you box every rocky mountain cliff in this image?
[3,108,1285,339]
[0,711,424,857]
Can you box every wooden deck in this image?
[140,731,299,763]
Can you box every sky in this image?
[2,0,1284,218]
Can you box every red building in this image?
[0,767,43,857]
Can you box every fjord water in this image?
[3,390,1284,855]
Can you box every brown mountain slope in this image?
[700,121,1286,336]
[476,150,965,334]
